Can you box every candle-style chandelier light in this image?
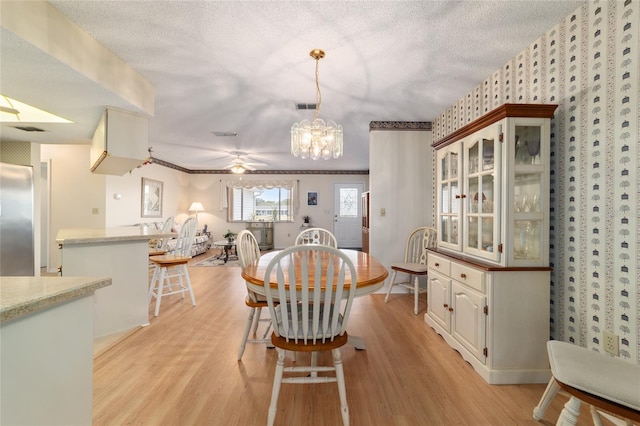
[291,49,343,160]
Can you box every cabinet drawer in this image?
[451,262,485,293]
[428,255,450,276]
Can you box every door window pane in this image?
[339,188,358,217]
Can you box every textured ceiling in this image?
[1,1,583,172]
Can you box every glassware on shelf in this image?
[450,217,458,242]
[515,126,542,165]
[482,139,494,170]
[525,194,539,212]
[514,220,539,259]
[481,217,493,252]
[514,221,530,258]
[468,142,479,174]
[514,194,540,213]
[526,139,540,164]
[450,153,458,178]
[516,139,530,164]
[514,194,526,212]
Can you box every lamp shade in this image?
[188,202,205,213]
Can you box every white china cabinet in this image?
[426,104,557,384]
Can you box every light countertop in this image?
[0,276,112,323]
[56,226,174,245]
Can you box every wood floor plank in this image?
[93,249,600,425]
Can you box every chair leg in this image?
[177,271,185,299]
[252,307,262,336]
[181,264,196,307]
[267,348,286,426]
[238,307,256,361]
[413,274,420,315]
[149,265,159,302]
[557,396,582,426]
[332,348,349,426]
[533,378,560,420]
[311,351,318,378]
[588,405,605,426]
[384,270,397,303]
[154,266,167,317]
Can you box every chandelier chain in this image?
[314,57,321,120]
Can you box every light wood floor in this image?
[93,249,598,425]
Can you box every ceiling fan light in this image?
[231,165,245,174]
[291,49,343,161]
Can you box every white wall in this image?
[41,144,106,273]
[369,129,434,291]
[105,164,190,227]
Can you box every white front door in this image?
[333,183,364,248]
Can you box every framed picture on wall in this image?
[141,178,163,218]
[307,191,318,206]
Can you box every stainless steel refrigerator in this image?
[0,162,34,276]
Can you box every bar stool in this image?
[148,217,197,316]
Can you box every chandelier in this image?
[291,49,343,160]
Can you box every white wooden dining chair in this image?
[384,226,437,315]
[294,227,338,247]
[236,230,274,360]
[148,217,197,317]
[262,245,357,426]
[148,216,174,280]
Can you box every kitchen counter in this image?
[56,225,172,245]
[0,276,111,322]
[57,226,174,340]
[0,276,111,425]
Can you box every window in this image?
[228,186,292,222]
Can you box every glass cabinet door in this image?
[437,146,461,251]
[511,124,545,262]
[463,132,500,262]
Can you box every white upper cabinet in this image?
[433,104,557,267]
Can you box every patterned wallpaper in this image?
[433,0,639,364]
[0,141,32,165]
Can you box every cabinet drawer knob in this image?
[435,262,440,267]
[460,273,467,279]
[443,303,448,308]
[448,307,454,312]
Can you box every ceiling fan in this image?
[224,151,267,174]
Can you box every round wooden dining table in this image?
[241,248,389,349]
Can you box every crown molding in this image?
[149,157,368,175]
[369,121,432,131]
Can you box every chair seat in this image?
[271,331,349,352]
[149,254,191,266]
[149,249,168,256]
[390,262,428,274]
[548,340,640,411]
[245,295,269,308]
